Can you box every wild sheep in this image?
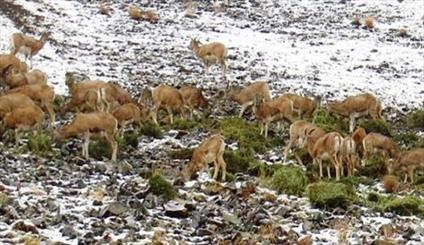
[388,148,424,183]
[1,105,44,144]
[10,32,50,67]
[181,134,226,181]
[54,112,118,161]
[179,85,208,119]
[227,81,271,117]
[151,84,189,125]
[328,93,382,133]
[189,38,228,78]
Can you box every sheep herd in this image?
[0,24,422,186]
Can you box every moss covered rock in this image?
[149,172,176,200]
[307,181,356,209]
[270,166,307,195]
[378,195,424,217]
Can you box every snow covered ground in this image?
[0,0,423,107]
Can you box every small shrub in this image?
[393,132,420,149]
[53,95,66,113]
[312,107,347,133]
[407,109,424,130]
[248,162,283,178]
[149,171,176,200]
[168,148,193,159]
[27,131,52,155]
[270,166,307,195]
[166,119,199,130]
[341,175,374,187]
[307,182,357,209]
[378,195,424,217]
[0,193,9,208]
[120,130,139,149]
[367,192,380,202]
[206,117,282,154]
[88,136,112,160]
[358,119,392,136]
[364,17,375,29]
[140,123,163,138]
[224,150,255,174]
[383,175,398,193]
[358,155,387,178]
[398,28,408,37]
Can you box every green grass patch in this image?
[224,149,257,174]
[164,119,200,131]
[358,119,392,136]
[0,193,9,209]
[358,155,387,178]
[117,130,140,149]
[88,136,112,160]
[26,131,53,156]
[307,181,357,209]
[407,108,424,130]
[53,94,66,113]
[269,166,307,195]
[373,195,424,217]
[205,117,282,154]
[149,171,176,200]
[312,107,347,133]
[168,148,194,159]
[139,122,163,138]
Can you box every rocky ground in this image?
[0,0,424,244]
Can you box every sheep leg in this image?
[333,155,341,181]
[166,107,174,124]
[294,152,304,166]
[259,122,264,135]
[46,104,55,127]
[83,132,91,159]
[106,133,118,162]
[221,61,227,81]
[14,128,19,145]
[404,173,408,183]
[282,140,293,163]
[317,159,323,178]
[327,164,331,179]
[349,114,356,133]
[152,106,159,125]
[408,169,414,184]
[218,153,226,181]
[264,122,269,138]
[239,104,248,118]
[212,159,219,180]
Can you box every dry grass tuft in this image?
[383,175,398,193]
[364,17,375,29]
[398,28,408,37]
[351,16,361,26]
